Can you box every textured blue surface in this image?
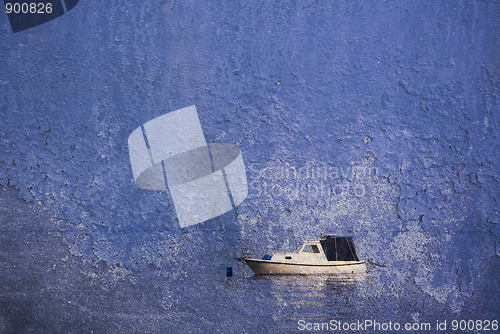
[0,0,498,332]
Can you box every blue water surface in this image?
[0,0,498,333]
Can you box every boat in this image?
[236,233,367,275]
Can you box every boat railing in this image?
[232,247,266,261]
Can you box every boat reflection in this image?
[248,274,374,330]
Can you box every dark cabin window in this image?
[303,245,320,253]
[319,236,360,261]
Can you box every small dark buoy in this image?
[226,266,233,277]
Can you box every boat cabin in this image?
[269,235,360,263]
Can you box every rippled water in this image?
[0,187,498,333]
[218,264,499,333]
[245,274,374,331]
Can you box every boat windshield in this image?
[303,244,320,253]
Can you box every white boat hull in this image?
[243,259,367,275]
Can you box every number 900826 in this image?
[5,2,53,14]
